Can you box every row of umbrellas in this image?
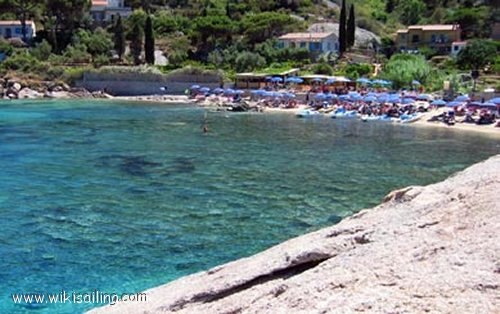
[263,76,393,85]
[190,85,244,95]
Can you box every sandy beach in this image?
[110,95,500,138]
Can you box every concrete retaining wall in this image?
[75,71,224,96]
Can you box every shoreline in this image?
[89,155,500,314]
[2,95,499,138]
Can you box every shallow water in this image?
[1,100,499,313]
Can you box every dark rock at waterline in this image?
[327,214,343,224]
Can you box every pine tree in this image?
[338,0,347,56]
[144,15,155,65]
[113,15,126,61]
[347,4,356,49]
[130,23,143,65]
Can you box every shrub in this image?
[310,63,334,75]
[235,51,266,72]
[31,40,52,61]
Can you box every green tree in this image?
[346,4,355,49]
[456,39,497,71]
[311,63,334,75]
[113,15,126,61]
[396,0,425,25]
[44,0,91,50]
[385,0,396,13]
[190,15,235,59]
[242,12,302,46]
[144,15,155,64]
[338,0,347,55]
[445,7,489,39]
[235,51,266,72]
[31,39,52,61]
[129,23,143,65]
[380,54,432,89]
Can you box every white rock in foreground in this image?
[89,155,500,314]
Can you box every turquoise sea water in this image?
[1,100,499,313]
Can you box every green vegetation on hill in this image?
[0,0,498,92]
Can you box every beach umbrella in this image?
[315,93,327,99]
[338,94,351,101]
[265,76,273,81]
[271,77,283,83]
[224,88,235,95]
[479,102,497,108]
[489,97,500,104]
[325,93,337,100]
[285,77,302,83]
[402,98,415,104]
[263,91,274,97]
[199,87,210,93]
[190,85,201,90]
[431,99,447,106]
[234,90,245,94]
[411,80,421,86]
[363,96,377,102]
[251,89,266,95]
[284,92,296,98]
[417,94,431,100]
[447,101,463,107]
[212,88,224,94]
[454,95,470,102]
[311,78,324,83]
[380,80,392,86]
[336,77,351,83]
[325,78,337,84]
[356,78,370,84]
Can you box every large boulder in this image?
[89,155,500,314]
[18,88,43,99]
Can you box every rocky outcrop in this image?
[309,23,380,47]
[89,155,500,314]
[0,79,99,100]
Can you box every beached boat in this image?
[331,110,358,119]
[296,110,321,118]
[399,113,423,124]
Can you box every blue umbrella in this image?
[315,93,327,99]
[199,87,210,93]
[412,80,421,86]
[447,101,463,107]
[402,98,415,104]
[356,78,371,84]
[251,89,266,95]
[311,78,324,83]
[234,90,245,94]
[271,77,283,83]
[380,80,392,86]
[364,96,377,102]
[325,78,337,84]
[224,88,235,95]
[265,76,273,81]
[338,95,351,101]
[455,95,470,102]
[479,102,497,108]
[190,85,201,90]
[417,94,431,100]
[325,93,337,100]
[212,88,224,94]
[489,97,500,104]
[263,91,275,97]
[431,99,447,106]
[284,92,296,98]
[285,77,302,83]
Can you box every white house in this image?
[0,20,36,41]
[278,32,339,54]
[451,41,467,56]
[91,0,132,23]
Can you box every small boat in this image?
[360,114,381,122]
[399,113,423,124]
[296,110,321,118]
[331,110,358,119]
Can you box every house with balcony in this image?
[0,20,36,41]
[278,32,339,56]
[90,0,132,24]
[396,24,461,54]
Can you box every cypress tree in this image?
[338,0,347,55]
[144,15,155,65]
[347,4,356,48]
[113,15,126,61]
[130,23,143,65]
